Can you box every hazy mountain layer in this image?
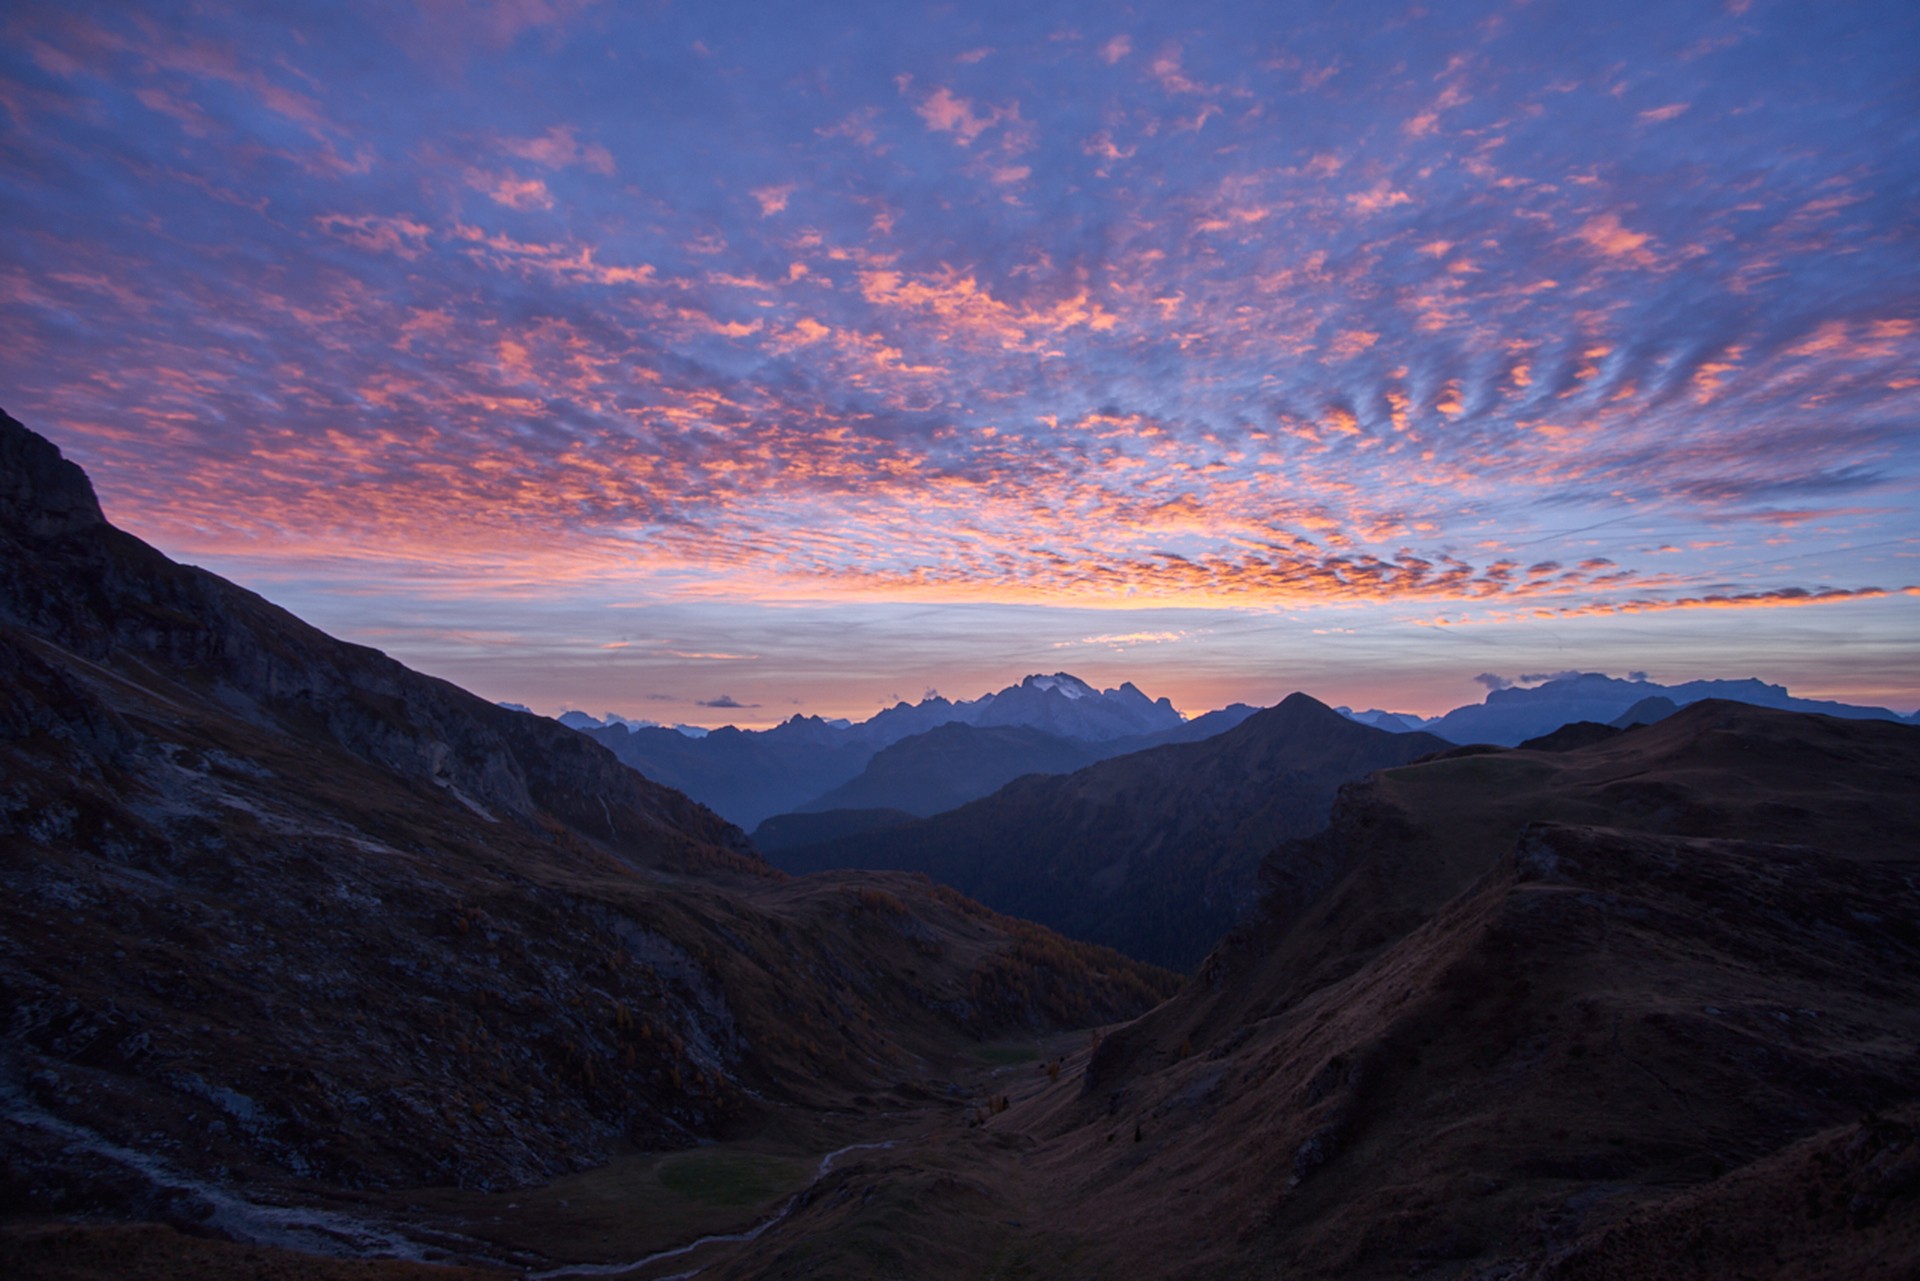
[769,695,1451,971]
[580,718,874,832]
[574,673,1194,829]
[792,722,1103,817]
[1421,671,1912,745]
[751,806,917,853]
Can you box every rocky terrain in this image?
[0,411,1175,1269]
[700,701,1920,1279]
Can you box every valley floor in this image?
[1,1028,1096,1281]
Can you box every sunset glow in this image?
[3,0,1915,723]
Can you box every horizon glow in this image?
[3,1,1917,725]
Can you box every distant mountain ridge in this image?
[768,694,1452,970]
[1416,672,1913,745]
[748,701,1267,835]
[569,671,1195,827]
[553,667,1910,830]
[793,722,1104,817]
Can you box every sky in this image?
[2,0,1917,726]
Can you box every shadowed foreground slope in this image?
[0,410,1175,1264]
[712,703,1920,1280]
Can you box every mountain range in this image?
[1352,671,1915,745]
[768,695,1452,971]
[568,679,1249,829]
[554,674,1912,838]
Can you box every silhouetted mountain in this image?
[751,807,917,853]
[1423,671,1909,745]
[794,722,1103,817]
[1333,706,1431,732]
[1517,720,1621,751]
[936,672,1183,741]
[744,702,1919,1280]
[577,672,1196,828]
[0,410,1175,1245]
[1106,700,1262,751]
[769,694,1451,970]
[1609,693,1679,727]
[582,717,874,830]
[751,706,1267,842]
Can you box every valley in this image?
[4,408,1918,1279]
[5,1,1917,1276]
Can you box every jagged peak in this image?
[0,408,106,539]
[1021,672,1096,699]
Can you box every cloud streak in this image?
[0,0,1915,716]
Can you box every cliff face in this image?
[0,409,753,875]
[0,415,104,537]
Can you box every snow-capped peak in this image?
[1024,672,1096,700]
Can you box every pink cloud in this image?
[1149,46,1208,96]
[915,86,1001,146]
[470,171,554,210]
[1349,181,1413,214]
[1329,329,1380,359]
[500,125,614,174]
[134,86,214,137]
[751,184,795,216]
[1576,212,1655,263]
[315,212,434,259]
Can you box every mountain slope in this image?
[0,410,1176,1250]
[790,722,1103,817]
[762,703,1266,832]
[1037,701,1920,1278]
[769,695,1451,970]
[715,703,1920,1280]
[750,806,918,853]
[581,718,874,831]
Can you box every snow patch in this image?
[1025,673,1095,700]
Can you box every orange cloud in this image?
[1329,329,1379,359]
[1576,212,1655,263]
[1550,585,1900,618]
